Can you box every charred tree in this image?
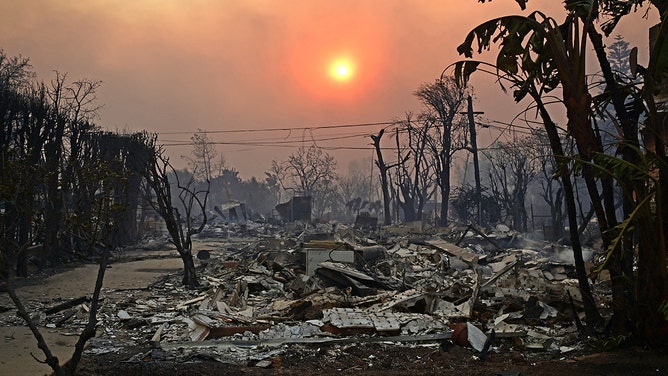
[370,129,406,225]
[414,77,469,227]
[142,136,209,289]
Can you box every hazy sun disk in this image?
[330,59,354,81]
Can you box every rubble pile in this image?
[1,222,611,367]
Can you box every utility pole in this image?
[463,95,483,225]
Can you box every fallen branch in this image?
[45,296,89,316]
[6,282,64,375]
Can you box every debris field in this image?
[1,221,616,371]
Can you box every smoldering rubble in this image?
[1,220,611,367]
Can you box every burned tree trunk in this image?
[371,129,405,226]
[141,134,209,289]
[180,250,198,287]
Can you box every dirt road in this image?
[0,255,183,376]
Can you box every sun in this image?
[329,58,354,82]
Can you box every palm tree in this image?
[453,0,668,343]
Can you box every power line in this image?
[160,129,372,143]
[161,133,369,147]
[157,117,547,151]
[157,121,396,135]
[483,119,539,133]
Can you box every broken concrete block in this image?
[304,248,355,276]
[323,308,375,329]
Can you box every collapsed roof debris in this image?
[0,220,611,368]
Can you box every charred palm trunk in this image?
[534,90,603,329]
[638,101,668,344]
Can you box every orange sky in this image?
[0,1,659,179]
